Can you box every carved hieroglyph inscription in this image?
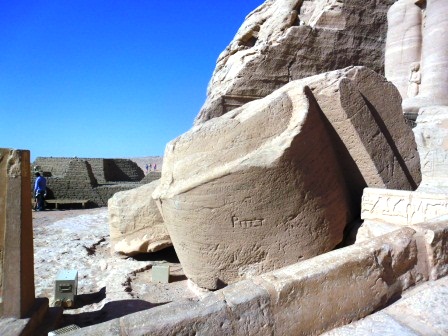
[421,149,448,178]
[232,216,264,229]
[361,188,448,226]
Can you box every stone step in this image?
[322,276,448,335]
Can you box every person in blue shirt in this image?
[34,172,47,211]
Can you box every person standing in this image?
[34,172,47,211]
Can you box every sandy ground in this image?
[32,207,201,328]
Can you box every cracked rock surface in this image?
[33,208,201,328]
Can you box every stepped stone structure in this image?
[33,157,144,183]
[32,157,145,207]
[140,171,162,184]
[196,0,395,124]
[108,180,171,256]
[153,66,421,290]
[385,0,448,118]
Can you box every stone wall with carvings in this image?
[361,188,448,226]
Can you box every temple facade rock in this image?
[195,0,395,124]
[385,0,448,118]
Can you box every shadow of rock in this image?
[132,246,180,263]
[75,287,106,308]
[169,274,187,283]
[60,299,166,328]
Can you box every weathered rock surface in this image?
[357,105,448,244]
[385,0,448,116]
[414,106,448,192]
[323,276,448,336]
[154,66,420,289]
[384,0,423,100]
[65,226,445,336]
[108,180,171,256]
[305,66,420,192]
[195,0,394,124]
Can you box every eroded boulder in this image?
[108,180,171,256]
[154,67,420,289]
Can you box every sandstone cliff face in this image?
[154,67,420,289]
[195,0,395,124]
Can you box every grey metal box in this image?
[152,263,170,283]
[54,270,78,308]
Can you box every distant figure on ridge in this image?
[34,172,47,211]
[153,163,157,171]
[145,163,149,174]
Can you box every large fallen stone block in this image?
[304,66,420,192]
[155,75,351,289]
[153,67,420,289]
[108,180,171,256]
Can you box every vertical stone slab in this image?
[0,148,35,318]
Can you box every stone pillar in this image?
[385,0,423,99]
[419,0,448,105]
[386,0,448,117]
[0,149,35,318]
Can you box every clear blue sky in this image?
[1,1,264,161]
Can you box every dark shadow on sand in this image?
[131,246,180,264]
[169,274,187,283]
[60,299,167,329]
[75,287,106,308]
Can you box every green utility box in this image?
[54,270,78,308]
